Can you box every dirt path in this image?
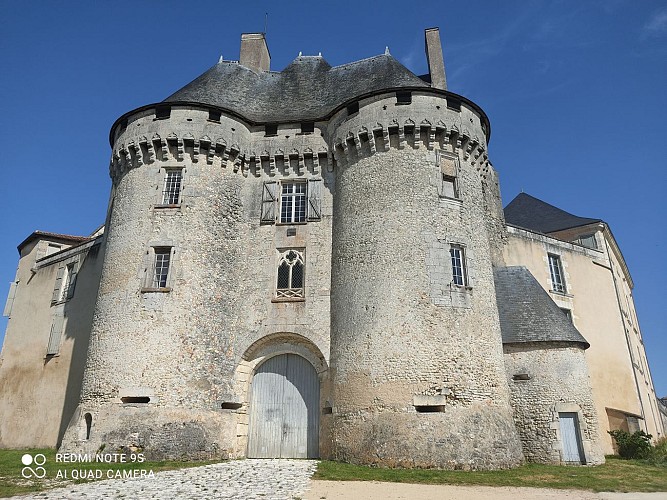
[304,480,667,500]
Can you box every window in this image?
[280,182,307,223]
[155,105,171,119]
[265,124,278,136]
[447,97,461,111]
[151,248,171,289]
[161,169,183,205]
[575,234,597,250]
[450,245,467,286]
[549,254,566,293]
[51,260,78,305]
[560,307,573,323]
[396,91,412,105]
[208,109,221,122]
[276,250,305,299]
[261,179,322,224]
[346,102,359,116]
[436,150,459,199]
[300,122,314,134]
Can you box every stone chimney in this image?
[239,33,270,72]
[425,27,447,90]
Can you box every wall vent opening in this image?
[208,109,222,122]
[121,396,150,404]
[84,413,92,440]
[346,102,359,116]
[415,405,445,413]
[300,122,315,134]
[322,406,333,415]
[221,402,242,410]
[513,373,531,381]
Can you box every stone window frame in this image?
[548,253,567,294]
[273,248,306,302]
[141,242,176,293]
[449,244,468,287]
[435,149,461,200]
[260,178,322,225]
[153,166,185,210]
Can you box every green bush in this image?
[647,436,667,465]
[608,430,653,459]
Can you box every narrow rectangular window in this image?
[549,254,566,293]
[346,102,359,115]
[265,124,278,136]
[280,182,307,223]
[162,170,182,205]
[300,122,314,134]
[155,105,171,119]
[437,150,459,199]
[450,245,467,286]
[152,248,171,289]
[208,109,221,122]
[447,97,461,111]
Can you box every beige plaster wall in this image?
[503,226,664,453]
[0,237,103,448]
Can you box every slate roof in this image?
[504,193,601,234]
[494,266,589,348]
[17,231,91,252]
[164,54,430,123]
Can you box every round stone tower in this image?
[326,30,523,469]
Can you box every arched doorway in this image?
[247,353,320,458]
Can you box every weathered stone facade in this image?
[2,28,661,468]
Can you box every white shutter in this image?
[3,282,17,317]
[51,264,65,304]
[47,310,65,355]
[260,181,278,224]
[307,179,322,221]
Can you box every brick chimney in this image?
[425,28,447,90]
[239,33,270,72]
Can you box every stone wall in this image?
[327,94,523,469]
[504,342,604,464]
[61,107,334,458]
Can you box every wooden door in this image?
[247,354,319,458]
[559,412,585,464]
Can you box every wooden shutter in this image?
[47,309,65,355]
[260,181,278,224]
[66,260,79,299]
[307,178,322,221]
[51,264,65,304]
[3,282,17,317]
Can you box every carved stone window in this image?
[276,249,305,299]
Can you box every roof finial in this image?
[298,51,302,57]
[218,55,224,63]
[385,46,390,55]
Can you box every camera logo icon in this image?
[21,453,47,479]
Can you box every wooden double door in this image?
[247,354,320,458]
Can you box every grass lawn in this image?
[0,448,220,498]
[314,457,667,493]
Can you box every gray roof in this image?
[164,54,430,123]
[504,193,600,234]
[494,266,589,348]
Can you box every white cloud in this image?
[643,8,667,38]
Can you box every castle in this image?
[0,29,663,469]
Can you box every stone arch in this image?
[231,332,328,457]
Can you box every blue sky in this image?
[1,1,666,397]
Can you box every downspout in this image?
[603,226,646,430]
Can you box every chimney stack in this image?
[239,33,270,72]
[425,28,447,90]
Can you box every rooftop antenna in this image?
[264,12,268,34]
